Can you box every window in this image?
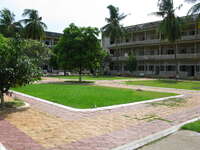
[138,50,144,56]
[179,48,187,54]
[110,50,114,56]
[181,31,187,36]
[167,65,176,71]
[189,30,195,35]
[160,65,165,71]
[124,65,129,71]
[196,65,200,72]
[167,49,174,55]
[149,65,154,71]
[138,65,145,71]
[180,65,187,72]
[114,65,120,71]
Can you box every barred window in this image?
[167,65,176,71]
[149,65,154,71]
[138,65,145,71]
[180,65,187,72]
[160,65,165,71]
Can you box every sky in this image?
[0,0,194,33]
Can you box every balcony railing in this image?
[111,53,200,61]
[111,56,129,61]
[107,34,200,48]
[108,39,160,48]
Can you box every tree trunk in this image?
[64,70,67,76]
[79,65,82,82]
[0,91,5,108]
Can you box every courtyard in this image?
[1,77,200,150]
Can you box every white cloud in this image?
[0,0,193,33]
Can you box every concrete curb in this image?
[11,90,184,112]
[112,117,200,150]
[0,143,7,150]
[123,83,200,93]
[16,102,30,110]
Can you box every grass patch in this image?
[12,83,177,109]
[126,80,200,90]
[53,75,134,80]
[181,120,200,132]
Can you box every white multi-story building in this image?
[102,18,200,79]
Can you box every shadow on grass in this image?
[64,80,95,85]
[41,80,95,85]
[158,80,181,84]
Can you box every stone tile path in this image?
[139,130,200,150]
[0,78,200,150]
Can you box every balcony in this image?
[136,53,200,60]
[107,34,200,49]
[111,56,129,61]
[137,55,175,60]
[108,39,160,48]
[177,53,200,59]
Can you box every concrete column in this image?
[144,32,147,40]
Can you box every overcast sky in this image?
[0,0,194,33]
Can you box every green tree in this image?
[23,40,52,67]
[0,8,22,37]
[126,54,137,73]
[55,23,107,82]
[153,0,183,79]
[0,34,42,107]
[20,9,47,40]
[101,5,127,44]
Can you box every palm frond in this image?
[187,2,200,15]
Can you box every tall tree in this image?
[101,5,127,73]
[153,0,183,79]
[0,8,22,37]
[55,23,107,82]
[20,9,47,40]
[101,5,127,44]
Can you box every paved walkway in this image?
[139,130,200,150]
[0,78,200,150]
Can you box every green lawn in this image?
[126,80,200,90]
[53,75,134,80]
[12,83,177,109]
[182,120,200,132]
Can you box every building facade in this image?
[44,31,62,47]
[102,19,200,79]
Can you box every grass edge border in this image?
[10,90,183,112]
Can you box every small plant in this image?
[134,114,173,123]
[150,98,186,107]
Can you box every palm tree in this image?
[102,5,127,44]
[185,0,200,15]
[101,5,127,73]
[0,8,22,37]
[20,9,47,40]
[153,0,183,79]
